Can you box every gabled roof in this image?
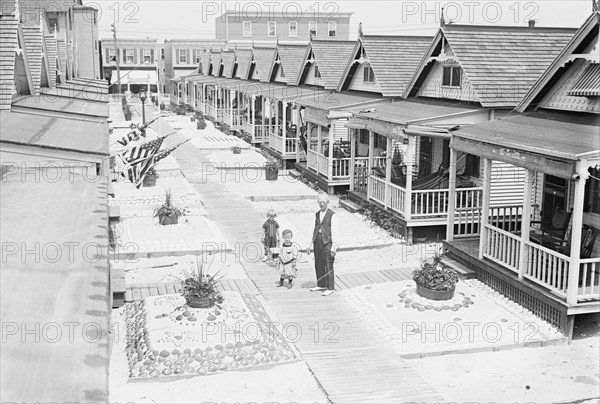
[234,48,252,79]
[0,9,18,111]
[300,40,356,89]
[516,12,600,112]
[200,51,211,74]
[221,50,235,78]
[210,51,221,76]
[252,46,277,82]
[404,24,577,107]
[339,35,432,97]
[275,44,306,84]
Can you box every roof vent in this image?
[528,20,536,28]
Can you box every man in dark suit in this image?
[307,193,338,296]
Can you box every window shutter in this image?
[106,51,110,64]
[133,49,138,64]
[122,49,126,64]
[151,49,154,63]
[187,49,190,64]
[175,48,179,63]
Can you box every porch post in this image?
[518,168,534,280]
[250,95,255,136]
[317,124,322,154]
[327,121,334,181]
[228,89,233,126]
[479,157,492,260]
[567,162,587,305]
[367,130,374,199]
[446,147,457,241]
[262,96,267,140]
[282,100,287,143]
[384,137,392,209]
[295,106,301,163]
[349,129,356,192]
[404,135,414,222]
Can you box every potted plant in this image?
[196,113,207,130]
[264,160,280,181]
[142,167,158,187]
[231,145,242,154]
[412,253,459,301]
[153,189,185,225]
[175,258,224,308]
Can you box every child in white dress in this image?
[276,229,299,289]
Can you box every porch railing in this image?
[524,240,570,297]
[453,188,483,238]
[388,182,406,215]
[483,224,522,273]
[307,149,328,177]
[369,175,386,204]
[207,105,216,119]
[269,133,297,156]
[578,258,600,301]
[412,189,449,218]
[223,111,231,126]
[253,125,264,142]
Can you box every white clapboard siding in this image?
[22,26,43,94]
[332,118,348,142]
[490,161,525,207]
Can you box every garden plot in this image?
[116,215,228,256]
[124,254,249,285]
[124,292,296,380]
[343,279,565,357]
[109,178,208,218]
[207,149,267,168]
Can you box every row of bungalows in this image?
[1,0,111,401]
[173,13,599,338]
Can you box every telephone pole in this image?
[111,23,121,97]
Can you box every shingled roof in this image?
[234,48,252,79]
[275,44,306,84]
[252,46,277,83]
[338,35,432,97]
[405,24,577,107]
[304,40,356,89]
[221,50,235,78]
[0,2,18,111]
[516,12,600,112]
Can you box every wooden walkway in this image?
[153,124,444,403]
[125,278,260,302]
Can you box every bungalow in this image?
[338,22,576,242]
[443,12,600,338]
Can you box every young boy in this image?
[276,229,299,289]
[261,209,281,262]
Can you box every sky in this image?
[94,0,595,41]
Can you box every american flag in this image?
[115,116,159,146]
[121,135,166,164]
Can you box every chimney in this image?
[528,20,536,28]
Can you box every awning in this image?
[569,63,600,97]
[111,69,158,85]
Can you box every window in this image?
[178,49,187,64]
[105,48,115,64]
[280,66,285,78]
[193,49,201,63]
[464,154,480,178]
[363,65,375,83]
[328,21,337,37]
[160,48,164,60]
[359,129,369,144]
[442,65,461,87]
[289,21,297,37]
[94,40,98,51]
[309,21,317,37]
[374,133,386,150]
[143,49,153,64]
[243,21,252,37]
[267,21,276,37]
[125,49,134,64]
[314,65,321,78]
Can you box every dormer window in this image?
[314,65,321,78]
[442,65,461,87]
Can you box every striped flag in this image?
[115,116,160,146]
[122,135,166,164]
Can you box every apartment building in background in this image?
[215,10,352,44]
[100,38,158,94]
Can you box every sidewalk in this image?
[153,116,444,403]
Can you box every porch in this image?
[445,112,600,338]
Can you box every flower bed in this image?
[125,292,296,379]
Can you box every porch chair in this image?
[529,207,573,248]
[551,224,598,259]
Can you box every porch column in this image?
[478,157,492,260]
[367,130,374,199]
[282,100,287,140]
[317,124,322,154]
[228,90,233,126]
[384,137,392,209]
[518,168,534,280]
[446,147,457,241]
[295,106,301,163]
[404,135,414,222]
[349,129,356,192]
[262,96,267,139]
[327,122,334,181]
[567,162,587,305]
